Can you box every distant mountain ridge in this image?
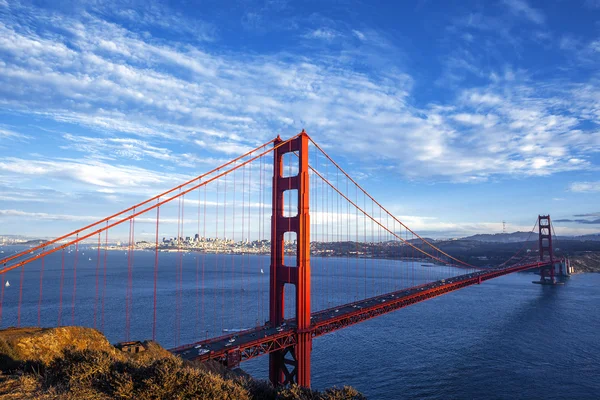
[461,232,600,243]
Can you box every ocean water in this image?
[1,246,599,399]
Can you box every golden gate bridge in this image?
[0,131,567,387]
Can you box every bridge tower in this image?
[269,131,312,387]
[538,215,556,284]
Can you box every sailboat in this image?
[5,281,9,288]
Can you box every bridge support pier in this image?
[269,131,312,387]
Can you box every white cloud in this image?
[194,139,254,156]
[352,30,366,41]
[305,28,339,41]
[0,2,597,186]
[0,127,27,139]
[452,113,498,128]
[569,181,600,193]
[0,157,191,189]
[503,0,545,24]
[0,208,226,226]
[0,209,97,222]
[60,133,223,166]
[90,0,217,42]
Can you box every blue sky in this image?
[0,0,599,239]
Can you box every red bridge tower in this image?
[269,131,312,387]
[538,215,556,284]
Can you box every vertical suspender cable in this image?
[246,162,252,327]
[72,236,79,326]
[233,164,238,329]
[38,256,45,327]
[17,265,24,327]
[178,194,185,345]
[214,171,219,338]
[363,191,367,298]
[222,169,227,333]
[102,222,108,332]
[258,154,263,322]
[126,213,133,340]
[175,192,182,345]
[94,233,100,328]
[130,211,135,338]
[202,184,206,336]
[58,248,65,326]
[153,200,160,341]
[196,181,201,338]
[355,183,359,302]
[0,275,4,327]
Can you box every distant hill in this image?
[572,234,600,241]
[462,232,600,243]
[461,232,536,243]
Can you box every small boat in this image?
[260,268,264,274]
[88,257,92,261]
[5,281,9,288]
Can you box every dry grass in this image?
[0,326,118,367]
[0,326,365,400]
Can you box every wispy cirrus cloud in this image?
[0,157,192,190]
[60,133,226,167]
[503,0,545,25]
[89,0,217,43]
[0,209,98,222]
[0,209,238,226]
[0,1,598,188]
[569,181,600,193]
[304,28,340,41]
[0,126,28,139]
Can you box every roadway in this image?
[170,260,551,366]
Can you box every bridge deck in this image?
[170,261,549,365]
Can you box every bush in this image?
[0,327,365,400]
[36,348,250,400]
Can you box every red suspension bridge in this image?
[0,131,567,387]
